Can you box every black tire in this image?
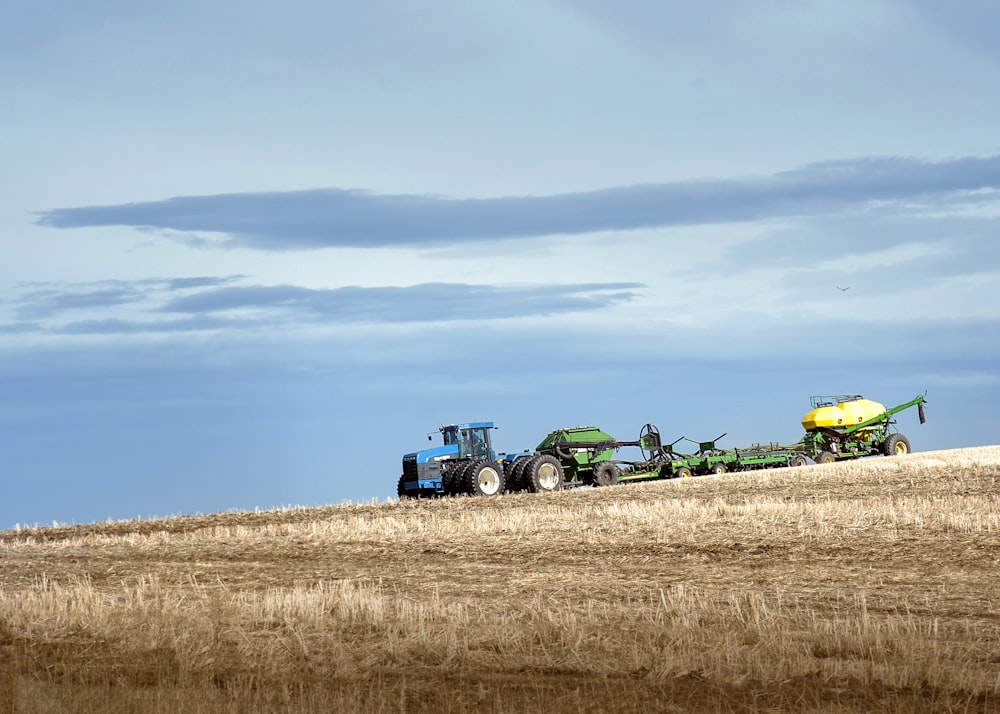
[440,464,455,495]
[443,461,470,495]
[707,462,727,475]
[524,454,564,493]
[883,434,911,456]
[397,475,411,499]
[675,466,693,479]
[467,461,505,497]
[815,451,836,464]
[788,455,808,467]
[592,461,619,487]
[506,457,530,492]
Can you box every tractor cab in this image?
[441,422,495,461]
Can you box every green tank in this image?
[535,426,618,484]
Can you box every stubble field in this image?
[1,447,999,712]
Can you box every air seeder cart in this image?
[798,394,927,463]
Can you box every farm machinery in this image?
[798,393,927,463]
[398,421,529,498]
[397,422,636,498]
[397,422,806,498]
[396,394,928,498]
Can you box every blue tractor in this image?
[397,421,564,498]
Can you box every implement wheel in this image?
[707,462,727,475]
[883,434,911,456]
[467,461,505,496]
[593,461,619,487]
[815,451,836,464]
[525,454,564,493]
[788,455,808,467]
[675,466,693,479]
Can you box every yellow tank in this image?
[802,396,886,431]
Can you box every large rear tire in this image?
[883,434,911,456]
[592,461,619,487]
[397,475,411,499]
[467,461,505,496]
[525,454,564,493]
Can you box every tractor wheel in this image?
[525,454,564,493]
[788,455,808,467]
[467,461,505,497]
[815,451,836,464]
[443,462,469,496]
[883,434,911,456]
[593,461,619,487]
[397,475,411,499]
[675,466,693,479]
[707,462,727,475]
[440,465,456,495]
[506,458,529,492]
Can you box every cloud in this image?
[721,211,1000,280]
[0,322,41,335]
[3,280,644,336]
[910,1,1000,63]
[160,282,643,323]
[56,316,240,335]
[15,285,145,319]
[11,276,245,320]
[36,155,1000,250]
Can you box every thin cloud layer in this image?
[11,276,245,320]
[36,155,1000,250]
[3,280,644,336]
[160,282,642,323]
[724,213,1000,277]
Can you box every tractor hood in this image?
[405,443,459,465]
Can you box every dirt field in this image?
[1,447,999,712]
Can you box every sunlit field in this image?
[2,447,998,712]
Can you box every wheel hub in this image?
[478,467,501,495]
[538,463,558,490]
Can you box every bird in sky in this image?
[837,286,850,291]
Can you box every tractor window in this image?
[443,429,463,451]
[469,428,490,460]
[444,427,491,459]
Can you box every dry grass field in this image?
[1,447,999,713]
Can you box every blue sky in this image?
[2,1,999,529]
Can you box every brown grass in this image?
[1,447,999,712]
